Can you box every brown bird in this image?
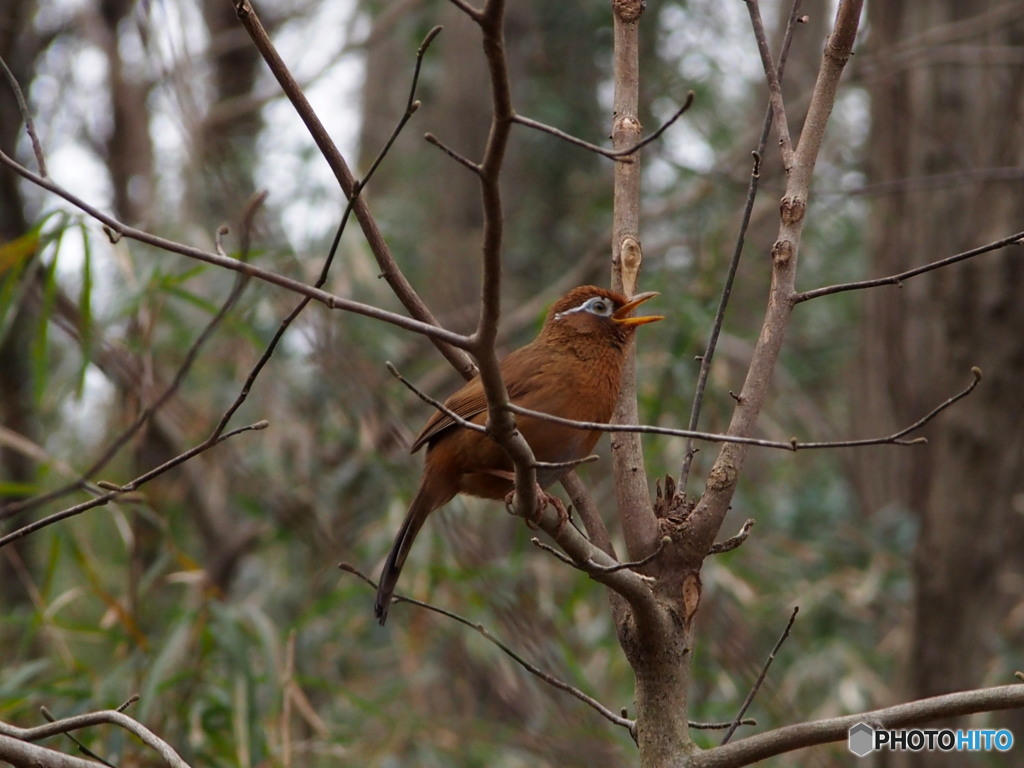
[374,285,662,624]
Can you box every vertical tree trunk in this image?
[0,0,40,620]
[857,4,1024,764]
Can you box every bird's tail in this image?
[374,479,451,625]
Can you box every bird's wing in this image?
[409,345,540,453]
[410,378,488,453]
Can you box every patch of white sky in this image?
[651,0,766,180]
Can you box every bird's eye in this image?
[586,298,612,316]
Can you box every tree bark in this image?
[0,0,40,620]
[856,4,1024,765]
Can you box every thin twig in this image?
[692,718,757,731]
[510,365,979,450]
[510,91,695,160]
[0,421,267,549]
[360,25,442,186]
[744,0,795,168]
[338,563,635,732]
[721,607,799,745]
[116,695,140,713]
[385,361,487,437]
[586,536,668,574]
[424,132,482,175]
[793,367,982,449]
[445,0,483,21]
[529,537,578,567]
[533,454,599,471]
[793,230,1024,303]
[0,54,48,176]
[530,535,663,578]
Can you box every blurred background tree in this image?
[0,1,1020,766]
[853,3,1024,767]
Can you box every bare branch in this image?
[424,132,482,175]
[585,536,668,574]
[385,361,487,437]
[510,91,695,160]
[0,55,47,177]
[338,563,635,732]
[509,380,979,451]
[0,148,470,349]
[721,607,799,745]
[357,26,443,187]
[529,537,578,567]
[793,230,1024,303]
[533,454,599,472]
[0,734,106,768]
[692,719,757,731]
[794,367,982,449]
[0,421,267,549]
[445,0,483,21]
[40,707,117,768]
[692,685,1024,768]
[744,0,795,169]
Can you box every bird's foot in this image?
[504,487,568,530]
[504,487,543,528]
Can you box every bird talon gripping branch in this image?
[373,286,662,624]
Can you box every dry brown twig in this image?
[337,562,637,734]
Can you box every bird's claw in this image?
[504,487,568,531]
[546,494,570,534]
[505,487,543,528]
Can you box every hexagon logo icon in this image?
[848,722,875,757]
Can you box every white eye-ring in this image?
[556,296,615,320]
[584,297,613,316]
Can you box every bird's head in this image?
[542,285,662,348]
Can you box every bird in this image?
[374,285,662,624]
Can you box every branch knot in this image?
[612,0,646,23]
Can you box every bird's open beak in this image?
[613,291,663,327]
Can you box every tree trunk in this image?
[0,0,40,622]
[856,4,1024,765]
